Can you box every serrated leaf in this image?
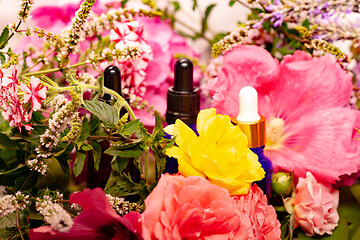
[83,100,119,129]
[78,117,90,141]
[119,119,141,136]
[105,144,143,158]
[0,133,18,150]
[80,142,93,151]
[111,157,129,174]
[73,151,86,177]
[90,114,101,134]
[90,140,101,171]
[0,26,9,49]
[201,4,216,34]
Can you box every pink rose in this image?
[290,172,339,236]
[141,174,243,240]
[233,184,281,240]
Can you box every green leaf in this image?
[105,144,143,158]
[119,119,141,136]
[0,133,18,150]
[83,100,119,129]
[350,184,360,205]
[90,114,101,134]
[0,26,9,49]
[201,4,216,34]
[78,117,90,141]
[91,140,101,171]
[229,0,235,6]
[0,165,30,186]
[302,19,310,29]
[172,1,180,11]
[111,157,129,174]
[0,53,5,64]
[80,142,93,151]
[73,151,86,177]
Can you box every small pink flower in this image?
[233,184,281,240]
[30,188,142,240]
[20,76,47,111]
[288,172,339,236]
[141,174,242,240]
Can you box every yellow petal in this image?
[178,157,206,178]
[173,119,198,148]
[196,108,216,136]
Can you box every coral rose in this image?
[141,174,245,240]
[165,108,265,195]
[287,172,340,236]
[233,184,281,240]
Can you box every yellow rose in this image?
[165,108,265,195]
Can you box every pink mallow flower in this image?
[20,76,47,111]
[141,174,281,240]
[285,172,339,236]
[30,188,142,240]
[208,45,360,183]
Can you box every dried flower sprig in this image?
[17,0,34,22]
[295,26,346,59]
[211,25,250,58]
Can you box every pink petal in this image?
[269,51,352,123]
[267,107,359,183]
[210,45,279,117]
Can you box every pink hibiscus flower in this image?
[30,188,142,240]
[208,45,360,183]
[20,76,47,111]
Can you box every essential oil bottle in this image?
[164,58,200,174]
[231,86,273,199]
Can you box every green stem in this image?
[0,1,30,49]
[22,61,91,77]
[16,210,24,240]
[144,146,149,184]
[51,83,136,120]
[22,48,56,74]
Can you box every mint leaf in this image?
[73,151,86,177]
[83,100,119,129]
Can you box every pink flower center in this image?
[266,117,285,150]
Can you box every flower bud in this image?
[272,171,294,196]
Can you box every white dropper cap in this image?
[236,86,261,123]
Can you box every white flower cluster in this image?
[106,194,126,215]
[27,159,48,175]
[36,195,73,233]
[38,95,78,157]
[0,191,30,218]
[48,94,69,112]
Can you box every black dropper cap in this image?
[166,58,200,125]
[103,65,122,101]
[103,65,129,117]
